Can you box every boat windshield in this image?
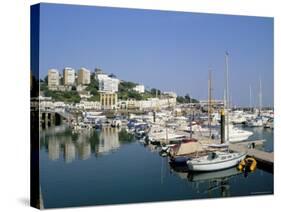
[207,152,217,160]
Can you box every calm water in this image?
[40,125,273,208]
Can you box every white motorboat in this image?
[264,118,274,129]
[229,111,247,124]
[226,125,253,143]
[148,125,187,142]
[186,151,246,172]
[149,130,186,142]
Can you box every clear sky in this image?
[38,3,273,107]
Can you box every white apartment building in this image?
[63,67,75,85]
[99,77,119,92]
[48,69,59,90]
[96,73,108,81]
[133,84,145,93]
[78,68,91,85]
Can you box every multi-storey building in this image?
[78,67,90,85]
[99,77,119,92]
[48,69,59,90]
[63,67,75,85]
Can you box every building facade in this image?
[48,69,59,90]
[78,68,91,85]
[99,77,119,92]
[100,92,118,110]
[63,67,75,85]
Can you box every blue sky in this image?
[38,3,273,107]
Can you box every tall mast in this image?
[225,52,230,142]
[259,76,262,114]
[249,85,252,110]
[208,70,212,139]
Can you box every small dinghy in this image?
[238,157,257,171]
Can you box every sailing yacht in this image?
[186,151,246,171]
[186,52,248,172]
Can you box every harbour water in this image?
[40,125,273,208]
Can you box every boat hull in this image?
[187,153,246,172]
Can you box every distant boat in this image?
[186,151,246,172]
[230,111,247,125]
[245,117,263,127]
[264,118,274,129]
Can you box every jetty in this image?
[229,140,273,172]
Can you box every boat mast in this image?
[225,52,230,142]
[249,85,252,111]
[190,94,193,139]
[259,76,262,115]
[208,70,212,139]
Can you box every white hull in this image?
[187,152,246,172]
[226,125,253,143]
[228,133,252,142]
[149,132,185,141]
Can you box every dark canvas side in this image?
[30,4,40,209]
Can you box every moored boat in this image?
[186,151,246,172]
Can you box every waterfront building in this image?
[78,67,91,85]
[39,101,54,111]
[116,100,128,110]
[100,92,118,110]
[63,67,75,85]
[133,84,145,93]
[75,100,101,110]
[48,69,59,90]
[118,97,176,110]
[53,101,65,109]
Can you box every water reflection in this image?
[40,126,134,163]
[97,127,120,155]
[170,165,244,197]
